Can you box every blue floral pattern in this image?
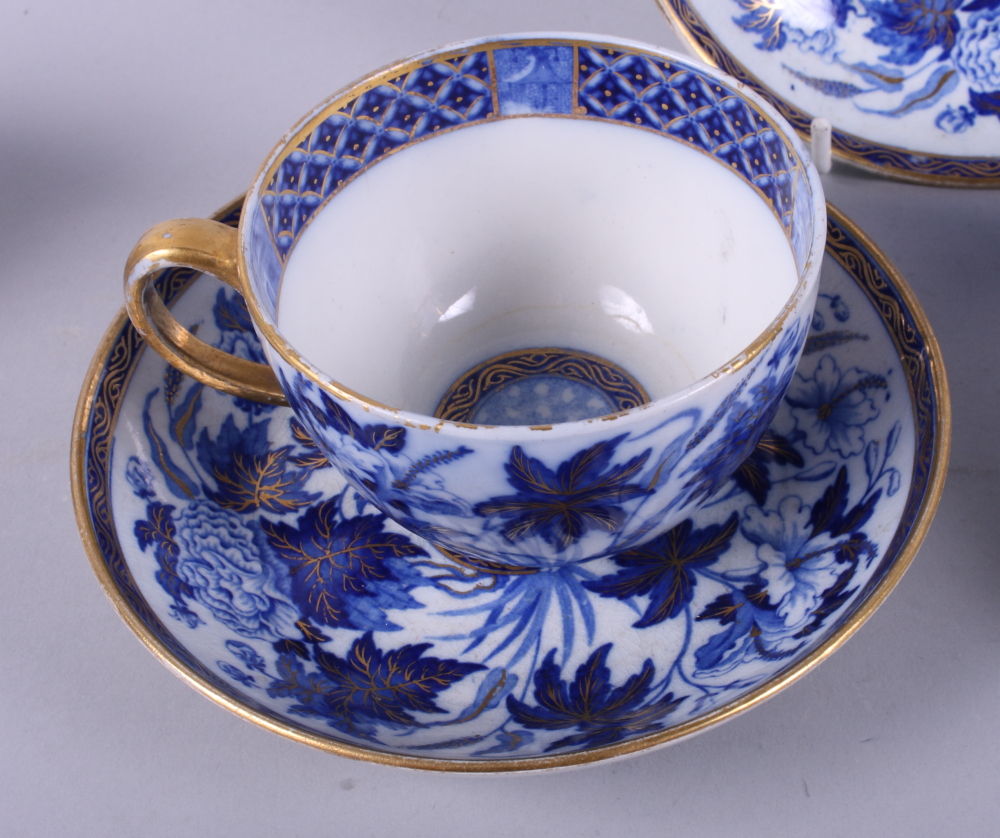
[107,252,917,760]
[726,0,1000,133]
[76,174,953,768]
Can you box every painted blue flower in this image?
[125,456,156,499]
[860,0,962,65]
[473,435,651,551]
[225,639,268,673]
[506,645,683,751]
[693,583,799,675]
[261,499,428,631]
[785,355,886,457]
[936,102,978,130]
[742,496,846,629]
[955,7,1000,91]
[584,513,738,628]
[168,603,203,629]
[218,661,257,689]
[268,633,486,730]
[173,501,299,641]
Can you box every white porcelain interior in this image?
[276,116,800,416]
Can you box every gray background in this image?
[1,1,998,835]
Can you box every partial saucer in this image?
[72,198,949,771]
[661,1,1000,186]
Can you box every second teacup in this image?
[124,34,825,568]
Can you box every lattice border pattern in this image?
[259,51,493,261]
[662,0,1000,186]
[256,41,810,265]
[576,45,803,230]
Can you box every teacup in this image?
[124,34,825,568]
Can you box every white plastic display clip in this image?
[810,117,833,174]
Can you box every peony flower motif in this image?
[742,497,842,630]
[954,8,1000,91]
[173,501,299,641]
[785,355,885,457]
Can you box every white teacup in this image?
[124,34,825,568]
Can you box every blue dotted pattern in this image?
[254,42,809,273]
[260,51,493,261]
[576,47,802,232]
[470,376,615,425]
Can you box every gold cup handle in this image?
[124,217,287,405]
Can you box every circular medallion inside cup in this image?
[435,348,649,425]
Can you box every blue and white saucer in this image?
[72,198,948,771]
[661,0,1000,185]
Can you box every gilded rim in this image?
[658,0,1000,188]
[234,34,827,428]
[73,198,949,772]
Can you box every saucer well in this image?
[660,1,1000,186]
[72,197,949,771]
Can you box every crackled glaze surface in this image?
[79,204,943,766]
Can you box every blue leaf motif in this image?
[212,287,255,333]
[473,435,651,551]
[142,390,199,501]
[261,501,428,630]
[855,65,959,117]
[196,415,321,514]
[584,514,739,628]
[506,645,683,751]
[311,633,487,725]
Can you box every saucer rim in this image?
[71,197,950,773]
[659,0,1000,187]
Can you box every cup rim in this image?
[236,32,827,434]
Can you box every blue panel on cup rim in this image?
[252,39,813,277]
[494,45,575,115]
